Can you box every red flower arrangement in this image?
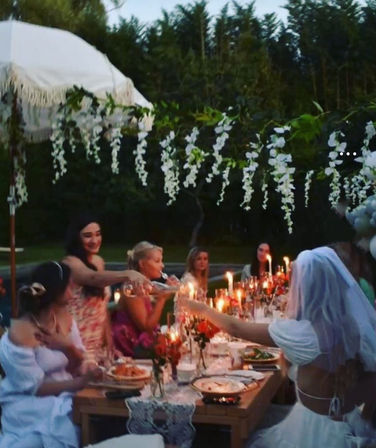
[150,333,168,398]
[150,331,183,395]
[190,317,219,369]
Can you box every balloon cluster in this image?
[346,194,376,258]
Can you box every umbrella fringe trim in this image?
[0,67,136,108]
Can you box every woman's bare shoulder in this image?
[9,320,39,348]
[92,254,105,270]
[62,255,84,267]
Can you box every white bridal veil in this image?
[286,246,376,372]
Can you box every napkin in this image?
[226,370,265,381]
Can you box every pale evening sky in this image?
[106,0,290,25]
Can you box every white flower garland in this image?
[304,170,314,208]
[241,135,263,211]
[261,174,269,210]
[217,165,231,205]
[325,131,345,208]
[160,130,180,205]
[206,113,234,184]
[267,126,295,234]
[133,129,149,186]
[183,127,205,188]
[50,108,68,182]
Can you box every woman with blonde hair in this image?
[181,247,209,301]
[112,241,178,357]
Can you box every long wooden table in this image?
[73,366,286,448]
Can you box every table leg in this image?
[81,413,91,447]
[230,422,243,448]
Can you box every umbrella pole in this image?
[8,91,18,318]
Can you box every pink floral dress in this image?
[111,295,155,357]
[67,286,110,363]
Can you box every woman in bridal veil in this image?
[181,246,376,447]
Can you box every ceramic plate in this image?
[242,347,280,364]
[107,364,151,382]
[191,376,246,396]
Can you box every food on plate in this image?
[112,363,147,378]
[192,376,245,395]
[242,347,275,361]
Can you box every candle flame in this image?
[217,298,225,313]
[114,290,121,304]
[262,280,268,289]
[225,271,233,281]
[266,254,272,262]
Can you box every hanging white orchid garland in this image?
[183,127,206,188]
[206,113,234,184]
[267,126,295,234]
[304,170,314,208]
[134,128,149,187]
[325,131,345,208]
[160,130,180,205]
[241,134,263,211]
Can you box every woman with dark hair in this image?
[112,241,178,357]
[63,212,146,363]
[0,261,100,448]
[181,247,376,447]
[241,242,273,281]
[181,247,209,301]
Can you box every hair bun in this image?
[19,282,46,297]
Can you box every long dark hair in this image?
[250,242,274,278]
[18,261,71,316]
[65,212,104,298]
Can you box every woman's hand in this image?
[78,366,104,387]
[166,275,180,287]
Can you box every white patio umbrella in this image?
[0,20,153,315]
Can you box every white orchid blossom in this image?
[160,130,180,205]
[267,128,295,234]
[241,135,263,211]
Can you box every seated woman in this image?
[181,247,209,301]
[241,242,273,281]
[0,261,101,448]
[181,247,376,447]
[112,241,178,358]
[63,213,146,364]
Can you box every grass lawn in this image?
[0,243,252,267]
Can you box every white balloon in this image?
[369,235,376,259]
[353,215,373,234]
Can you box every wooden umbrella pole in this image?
[8,91,18,318]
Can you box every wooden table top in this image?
[73,368,284,423]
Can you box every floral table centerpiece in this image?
[151,332,168,399]
[190,317,219,371]
[166,329,182,380]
